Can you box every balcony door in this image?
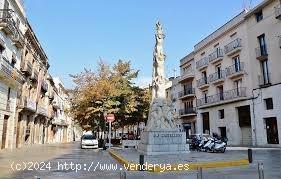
[258,34,267,56]
[217,86,224,100]
[261,60,270,84]
[202,71,207,83]
[216,65,222,79]
[184,100,193,110]
[234,79,242,96]
[183,82,192,94]
[233,56,241,72]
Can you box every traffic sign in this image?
[105,114,115,123]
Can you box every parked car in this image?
[81,134,98,149]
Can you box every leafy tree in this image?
[68,60,150,134]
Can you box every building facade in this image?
[177,0,281,147]
[0,0,26,149]
[0,0,78,150]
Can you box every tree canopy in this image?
[68,60,151,131]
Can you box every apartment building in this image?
[178,52,197,136]
[51,77,72,143]
[0,0,26,149]
[178,0,281,147]
[244,0,281,147]
[16,21,50,147]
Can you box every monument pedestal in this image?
[137,131,189,155]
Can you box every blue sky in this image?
[24,0,261,88]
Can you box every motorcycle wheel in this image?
[221,147,226,153]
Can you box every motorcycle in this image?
[203,136,228,153]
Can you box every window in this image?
[232,56,241,72]
[219,109,224,119]
[264,98,273,110]
[219,127,227,138]
[7,87,11,100]
[255,10,263,22]
[258,34,267,55]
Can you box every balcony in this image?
[209,48,224,64]
[21,61,33,76]
[225,62,245,79]
[37,106,48,117]
[52,100,61,109]
[41,81,48,92]
[275,5,281,19]
[179,108,197,117]
[197,87,247,108]
[49,90,54,100]
[196,77,209,89]
[196,57,209,70]
[0,9,16,35]
[19,97,37,112]
[179,70,195,83]
[224,38,242,56]
[258,73,271,88]
[178,88,195,99]
[255,46,268,61]
[12,31,24,49]
[30,70,38,83]
[0,56,25,86]
[209,70,225,85]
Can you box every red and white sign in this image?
[105,114,115,123]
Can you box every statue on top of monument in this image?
[146,21,179,132]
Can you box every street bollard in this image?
[248,148,253,163]
[258,163,264,179]
[197,167,203,179]
[120,171,126,179]
[139,154,144,171]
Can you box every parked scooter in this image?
[203,133,228,153]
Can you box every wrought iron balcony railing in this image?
[0,56,25,85]
[209,48,223,63]
[41,80,48,92]
[179,107,196,116]
[12,31,24,48]
[0,9,17,35]
[197,76,209,87]
[275,5,281,19]
[21,61,33,76]
[196,57,209,69]
[258,73,271,87]
[178,88,195,98]
[209,70,225,83]
[30,70,39,82]
[255,45,268,60]
[224,38,242,55]
[197,87,247,107]
[225,62,244,77]
[37,105,48,117]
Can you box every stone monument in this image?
[137,21,189,155]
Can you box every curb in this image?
[108,149,249,173]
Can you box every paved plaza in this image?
[0,143,280,178]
